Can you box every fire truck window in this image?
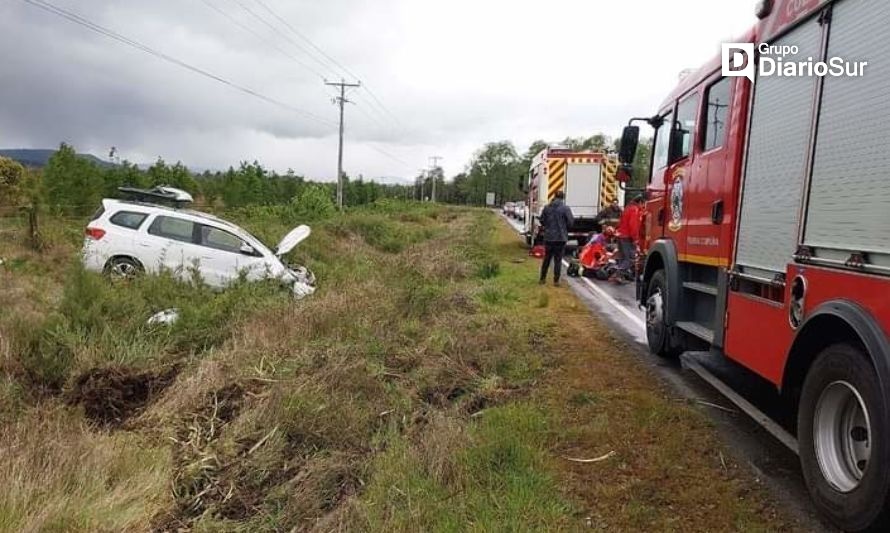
[704,78,731,151]
[651,112,673,178]
[673,95,699,162]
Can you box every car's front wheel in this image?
[105,256,143,279]
[799,343,890,532]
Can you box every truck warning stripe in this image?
[601,157,620,206]
[547,159,567,201]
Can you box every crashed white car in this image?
[82,195,315,296]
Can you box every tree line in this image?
[423,134,652,207]
[0,135,653,217]
[0,143,414,216]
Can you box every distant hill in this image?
[0,149,113,168]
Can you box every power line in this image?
[228,0,340,80]
[247,0,404,131]
[361,85,404,129]
[366,143,414,170]
[22,0,336,128]
[197,0,327,80]
[196,2,413,176]
[252,0,361,82]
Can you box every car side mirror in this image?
[619,126,640,166]
[240,243,257,256]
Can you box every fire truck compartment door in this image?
[735,18,822,278]
[804,0,890,269]
[565,163,602,218]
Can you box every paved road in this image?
[500,212,833,532]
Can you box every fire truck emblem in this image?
[669,170,685,232]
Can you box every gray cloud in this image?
[0,0,756,179]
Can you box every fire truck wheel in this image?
[798,343,890,532]
[645,270,679,358]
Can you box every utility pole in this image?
[325,79,361,210]
[417,170,426,201]
[429,156,442,203]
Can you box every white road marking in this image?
[562,259,646,329]
[500,212,646,332]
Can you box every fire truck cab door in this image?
[663,94,700,260]
[685,76,733,265]
[648,110,675,248]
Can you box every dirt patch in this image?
[68,365,179,428]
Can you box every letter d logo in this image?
[722,43,755,83]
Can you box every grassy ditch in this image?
[0,204,802,531]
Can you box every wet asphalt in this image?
[499,212,833,532]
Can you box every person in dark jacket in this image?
[594,200,622,230]
[538,190,574,286]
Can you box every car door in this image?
[143,214,195,279]
[197,224,267,287]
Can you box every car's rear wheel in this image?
[105,256,143,279]
[799,343,890,532]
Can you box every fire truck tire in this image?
[798,343,890,532]
[645,270,680,358]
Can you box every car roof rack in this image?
[118,186,194,208]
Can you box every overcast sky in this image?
[0,0,756,181]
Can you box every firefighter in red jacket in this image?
[615,196,644,275]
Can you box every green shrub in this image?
[290,183,336,220]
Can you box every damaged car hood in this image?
[275,225,311,257]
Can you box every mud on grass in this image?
[67,365,180,428]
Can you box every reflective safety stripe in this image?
[601,157,620,206]
[547,159,568,201]
[678,253,729,267]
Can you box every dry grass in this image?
[0,205,805,532]
[0,406,170,532]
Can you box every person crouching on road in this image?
[538,190,574,287]
[615,195,644,280]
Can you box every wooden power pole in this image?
[325,79,361,209]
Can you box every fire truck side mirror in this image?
[619,126,640,165]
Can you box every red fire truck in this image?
[618,1,890,530]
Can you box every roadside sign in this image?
[486,192,496,206]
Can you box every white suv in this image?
[82,198,315,293]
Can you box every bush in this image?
[291,183,336,220]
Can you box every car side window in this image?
[199,225,245,254]
[109,211,148,230]
[703,77,731,151]
[148,216,195,244]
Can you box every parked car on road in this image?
[502,202,515,216]
[514,204,525,222]
[82,194,315,294]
